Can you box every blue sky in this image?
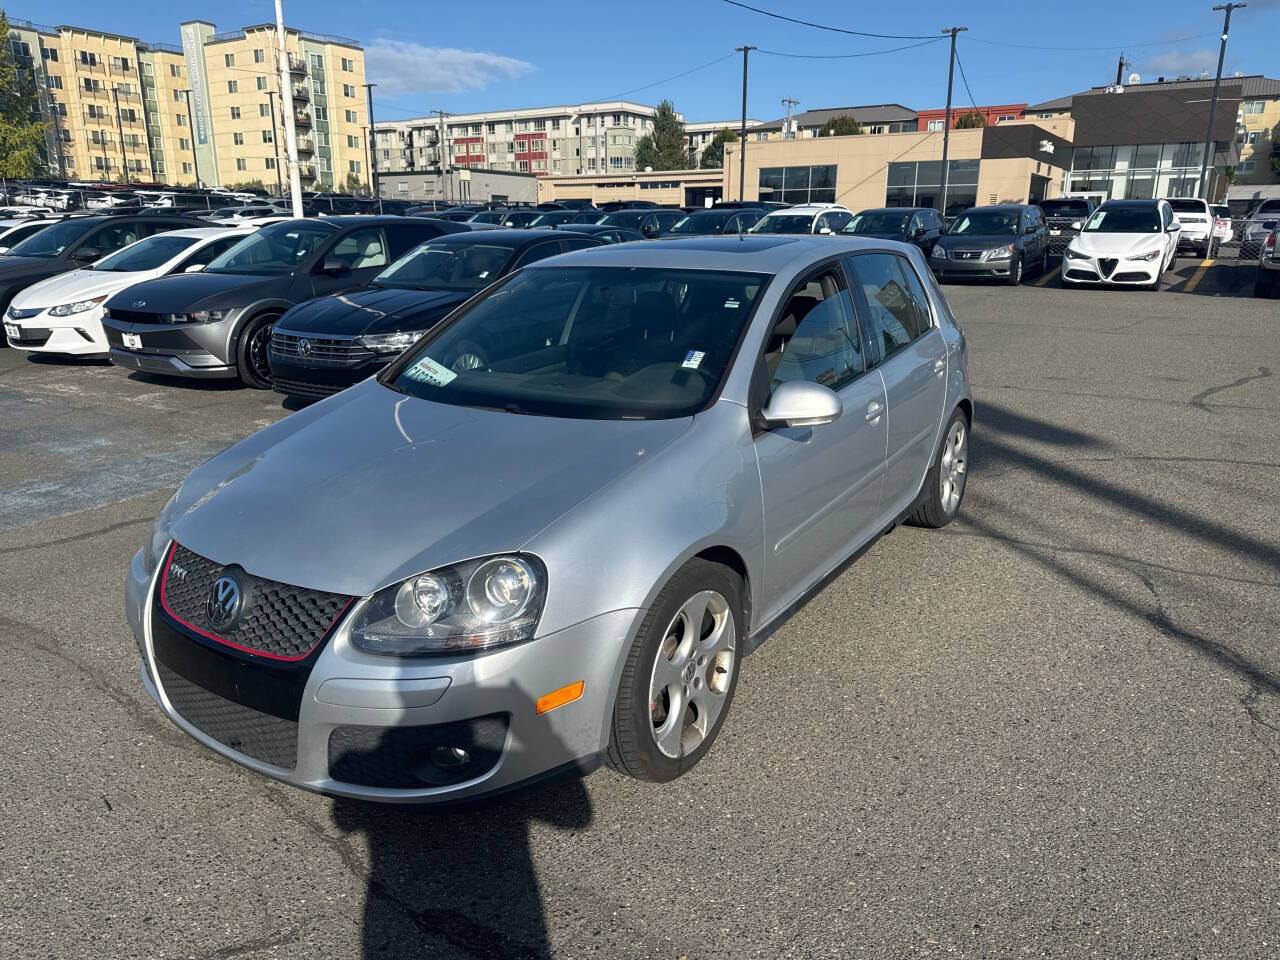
[19,0,1280,121]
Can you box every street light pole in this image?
[782,97,799,140]
[181,89,202,191]
[364,83,381,212]
[1197,2,1245,200]
[266,90,284,198]
[938,26,967,217]
[735,45,755,202]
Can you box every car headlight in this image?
[357,330,425,354]
[174,309,230,324]
[1125,249,1161,262]
[930,245,947,259]
[350,554,547,656]
[1064,246,1089,260]
[48,295,107,317]
[981,244,1015,261]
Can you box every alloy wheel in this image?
[648,589,736,759]
[939,419,968,514]
[248,322,274,383]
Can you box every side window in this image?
[327,227,388,270]
[846,253,931,363]
[815,213,831,233]
[172,235,242,273]
[384,224,439,260]
[764,266,865,392]
[559,236,599,252]
[79,222,144,258]
[827,211,852,231]
[512,241,562,267]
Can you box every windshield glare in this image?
[1083,207,1161,233]
[669,212,734,234]
[94,235,199,272]
[203,222,331,275]
[7,219,97,258]
[752,214,815,234]
[947,211,1018,236]
[844,212,910,235]
[384,266,768,419]
[375,242,516,291]
[601,212,648,229]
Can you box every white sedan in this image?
[5,227,251,357]
[1061,199,1180,290]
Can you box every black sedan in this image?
[554,224,645,244]
[842,207,944,257]
[102,217,465,388]
[598,209,684,238]
[666,208,765,236]
[267,229,606,403]
[1,214,196,318]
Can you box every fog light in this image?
[430,745,471,772]
[536,681,585,715]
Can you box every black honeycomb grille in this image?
[159,543,352,661]
[158,664,298,768]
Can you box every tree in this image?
[225,179,269,193]
[0,11,50,180]
[954,110,987,129]
[817,115,863,138]
[633,99,689,171]
[344,171,370,196]
[699,127,738,169]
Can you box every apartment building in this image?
[374,101,679,178]
[684,119,763,165]
[5,16,368,192]
[748,104,919,141]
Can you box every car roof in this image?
[1099,199,1162,208]
[856,207,929,214]
[958,204,1029,212]
[165,226,253,240]
[320,215,416,228]
[765,204,847,214]
[533,234,891,272]
[421,228,571,248]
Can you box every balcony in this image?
[293,111,312,129]
[288,56,307,77]
[298,162,316,180]
[291,83,309,102]
[295,135,315,155]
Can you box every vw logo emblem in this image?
[297,338,312,357]
[207,575,241,629]
[132,300,147,308]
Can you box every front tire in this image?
[907,408,969,529]
[1006,256,1024,286]
[236,313,278,389]
[607,558,743,783]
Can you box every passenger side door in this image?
[753,262,888,622]
[845,252,948,524]
[305,226,389,298]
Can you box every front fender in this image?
[222,298,296,357]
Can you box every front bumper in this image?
[1061,253,1160,285]
[126,547,635,803]
[102,311,239,379]
[5,307,110,356]
[268,353,390,400]
[932,256,1014,280]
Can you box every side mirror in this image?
[72,248,99,262]
[818,226,833,235]
[759,380,843,429]
[184,263,205,273]
[320,256,351,276]
[1069,221,1082,231]
[1167,222,1181,233]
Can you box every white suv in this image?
[1163,197,1217,258]
[750,204,853,235]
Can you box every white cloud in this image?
[1139,48,1219,77]
[365,41,535,96]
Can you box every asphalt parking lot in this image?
[1,262,1277,959]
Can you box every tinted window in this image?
[8,218,98,258]
[670,211,735,234]
[1038,199,1090,217]
[513,242,562,267]
[384,223,444,259]
[374,241,516,291]
[93,234,199,272]
[847,253,930,361]
[947,210,1018,236]
[384,267,768,420]
[844,211,910,235]
[1,222,51,246]
[1084,206,1161,234]
[1167,199,1207,213]
[752,213,817,234]
[77,222,147,259]
[204,221,334,275]
[328,228,389,270]
[559,237,600,252]
[766,268,864,392]
[172,235,245,273]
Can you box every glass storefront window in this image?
[758,164,837,205]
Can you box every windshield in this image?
[203,221,332,275]
[752,214,815,234]
[383,266,769,419]
[7,219,97,258]
[1038,200,1090,217]
[572,212,608,224]
[1083,207,1161,233]
[93,235,199,272]
[843,211,910,235]
[375,241,516,291]
[947,211,1018,236]
[469,211,507,224]
[601,211,648,229]
[669,212,734,234]
[528,211,575,227]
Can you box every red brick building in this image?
[916,104,1027,132]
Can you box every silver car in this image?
[126,235,973,803]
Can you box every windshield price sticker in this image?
[404,355,457,387]
[682,350,706,370]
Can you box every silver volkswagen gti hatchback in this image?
[126,235,972,803]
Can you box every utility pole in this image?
[736,45,756,201]
[266,90,284,198]
[782,97,799,140]
[431,109,450,203]
[363,83,381,211]
[48,93,66,179]
[181,89,202,190]
[1115,52,1129,86]
[274,0,304,218]
[111,86,130,185]
[1197,3,1245,200]
[938,26,967,217]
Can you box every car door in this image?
[169,234,244,275]
[305,225,390,298]
[752,260,888,621]
[67,220,148,263]
[845,251,948,525]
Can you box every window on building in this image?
[256,76,268,91]
[997,114,1016,122]
[154,159,165,173]
[224,54,235,67]
[516,120,530,132]
[310,53,324,69]
[345,109,357,123]
[227,80,238,93]
[230,106,241,120]
[119,109,138,124]
[111,56,131,72]
[341,57,354,72]
[170,63,181,77]
[179,137,190,150]
[79,51,98,66]
[263,130,274,143]
[314,107,328,121]
[926,119,944,132]
[254,49,265,63]
[343,83,356,97]
[236,158,247,171]
[47,75,63,90]
[260,102,271,117]
[346,134,359,148]
[758,164,839,205]
[173,89,182,102]
[1243,100,1264,115]
[41,46,58,61]
[182,162,192,174]
[519,159,529,172]
[348,160,361,174]
[265,158,276,169]
[884,159,978,216]
[233,132,244,145]
[83,78,101,92]
[1237,158,1256,174]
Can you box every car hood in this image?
[159,378,692,597]
[937,234,1017,252]
[276,286,470,337]
[11,267,154,309]
[0,255,65,278]
[104,271,282,313]
[1069,232,1163,257]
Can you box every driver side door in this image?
[303,226,390,299]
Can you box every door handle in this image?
[933,356,946,377]
[865,400,882,423]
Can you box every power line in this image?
[601,51,739,102]
[757,37,944,59]
[967,33,1218,52]
[952,45,980,113]
[721,0,935,40]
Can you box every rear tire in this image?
[607,558,743,783]
[907,407,970,529]
[236,313,278,389]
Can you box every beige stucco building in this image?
[6,15,368,192]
